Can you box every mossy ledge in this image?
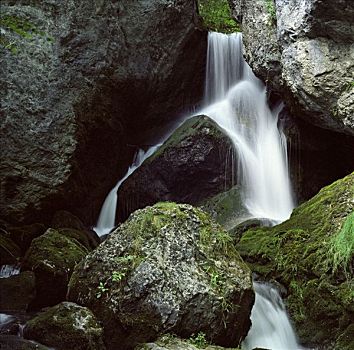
[197,0,240,33]
[237,172,354,349]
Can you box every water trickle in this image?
[0,265,20,278]
[94,145,160,236]
[201,32,295,224]
[242,282,303,350]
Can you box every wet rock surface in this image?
[0,0,206,226]
[117,116,236,223]
[68,202,254,350]
[230,0,354,135]
[23,302,106,350]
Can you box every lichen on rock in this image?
[68,202,254,350]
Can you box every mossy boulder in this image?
[0,271,36,311]
[236,172,354,349]
[0,234,21,265]
[52,210,100,249]
[57,228,99,251]
[117,116,235,223]
[68,202,254,350]
[135,334,241,349]
[23,302,106,350]
[200,185,248,231]
[22,229,89,310]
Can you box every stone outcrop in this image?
[24,302,106,350]
[22,228,89,309]
[0,0,206,226]
[117,116,235,223]
[237,172,354,349]
[136,334,240,350]
[68,202,254,350]
[230,0,354,135]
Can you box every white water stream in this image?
[201,32,295,224]
[242,282,302,350]
[201,32,300,350]
[94,145,160,236]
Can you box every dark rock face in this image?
[0,271,36,312]
[282,110,354,202]
[0,0,206,226]
[7,223,47,254]
[68,203,254,350]
[22,228,89,310]
[23,302,106,350]
[0,335,51,350]
[0,234,21,265]
[230,0,354,135]
[117,116,235,223]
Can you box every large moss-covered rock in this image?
[22,229,89,309]
[0,271,36,311]
[135,334,241,350]
[237,172,354,349]
[117,116,235,223]
[230,0,354,135]
[68,203,254,350]
[0,0,206,226]
[24,302,105,350]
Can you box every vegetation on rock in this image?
[68,202,253,350]
[198,0,240,33]
[237,172,354,348]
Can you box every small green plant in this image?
[96,281,108,299]
[189,331,208,348]
[198,0,241,33]
[111,271,126,282]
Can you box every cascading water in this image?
[201,32,295,224]
[242,282,302,350]
[94,145,161,236]
[201,32,300,349]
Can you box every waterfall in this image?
[94,145,160,236]
[201,32,295,224]
[202,32,300,349]
[242,282,302,350]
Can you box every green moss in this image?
[24,229,89,275]
[198,0,241,33]
[0,14,53,53]
[237,173,354,346]
[329,212,354,276]
[264,0,276,24]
